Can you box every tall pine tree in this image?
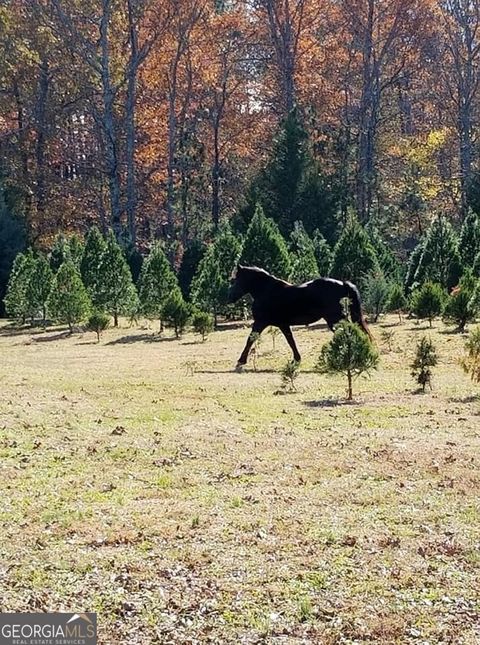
[80,226,107,306]
[26,255,54,325]
[4,250,35,323]
[190,246,224,327]
[240,204,291,279]
[97,231,139,326]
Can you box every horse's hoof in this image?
[235,363,245,372]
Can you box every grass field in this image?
[0,316,479,644]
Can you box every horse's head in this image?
[227,265,249,303]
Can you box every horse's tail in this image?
[343,281,372,339]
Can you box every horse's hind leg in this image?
[280,326,301,363]
[236,321,266,368]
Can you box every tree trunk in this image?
[125,0,139,246]
[114,311,118,327]
[34,59,50,231]
[347,370,353,400]
[99,0,122,240]
[212,119,221,231]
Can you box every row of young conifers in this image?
[3,204,480,338]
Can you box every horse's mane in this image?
[241,265,290,285]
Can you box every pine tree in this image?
[80,226,107,306]
[178,239,207,299]
[26,255,54,325]
[97,231,139,326]
[296,166,339,243]
[387,284,408,322]
[459,209,480,268]
[312,229,332,276]
[69,234,84,271]
[443,269,478,331]
[214,226,242,282]
[362,270,390,322]
[410,282,445,327]
[290,221,319,283]
[162,288,191,338]
[192,310,214,341]
[138,243,178,329]
[316,320,379,400]
[260,109,308,235]
[240,204,291,279]
[367,225,402,282]
[47,261,91,332]
[3,250,35,323]
[330,215,379,283]
[190,247,224,326]
[87,310,110,342]
[411,336,438,392]
[405,240,425,292]
[0,175,26,317]
[50,233,71,272]
[461,326,480,383]
[413,216,462,289]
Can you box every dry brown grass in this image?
[0,316,479,644]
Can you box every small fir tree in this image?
[443,269,478,331]
[361,270,390,322]
[290,221,319,283]
[138,243,178,329]
[240,204,291,279]
[459,209,480,268]
[411,336,438,392]
[413,215,462,289]
[80,226,107,306]
[26,254,54,325]
[162,289,191,338]
[178,239,207,299]
[190,247,224,327]
[387,284,408,322]
[411,282,445,327]
[47,261,91,332]
[97,231,138,326]
[312,229,332,276]
[461,326,480,383]
[3,250,35,323]
[330,215,379,283]
[87,310,110,342]
[316,320,379,400]
[280,359,300,392]
[192,310,214,341]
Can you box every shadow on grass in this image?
[0,323,53,337]
[449,394,480,404]
[106,333,178,345]
[32,330,73,342]
[303,398,357,408]
[439,327,466,335]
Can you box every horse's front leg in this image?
[236,321,266,368]
[280,326,301,363]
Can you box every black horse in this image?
[228,265,371,368]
